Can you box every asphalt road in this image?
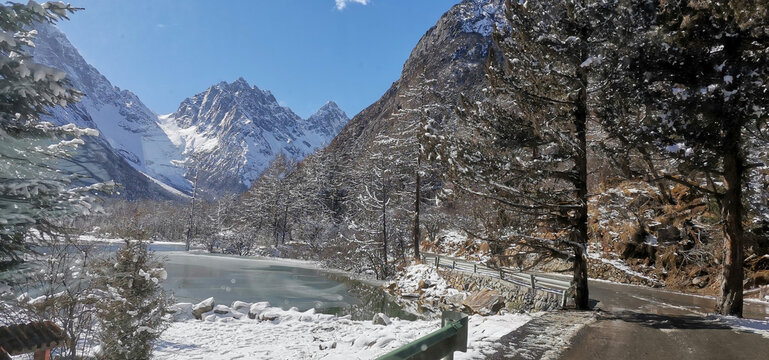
[558,280,769,360]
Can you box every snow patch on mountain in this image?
[162,79,349,194]
[30,24,348,197]
[30,22,191,193]
[458,0,509,37]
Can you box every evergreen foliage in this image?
[0,1,112,263]
[92,241,171,360]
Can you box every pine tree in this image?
[92,241,171,360]
[448,0,633,309]
[393,75,449,261]
[0,2,114,263]
[603,0,769,317]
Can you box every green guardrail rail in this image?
[377,311,468,360]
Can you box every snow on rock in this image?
[423,229,491,262]
[387,264,470,315]
[458,0,509,37]
[372,313,392,326]
[159,79,349,195]
[392,264,463,300]
[588,253,662,286]
[248,301,271,319]
[156,300,533,359]
[167,303,194,322]
[231,300,252,313]
[192,297,215,319]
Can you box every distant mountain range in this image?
[31,0,504,200]
[31,23,348,199]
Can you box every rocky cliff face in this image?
[325,0,506,157]
[159,79,348,196]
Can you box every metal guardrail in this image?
[378,311,468,360]
[421,252,572,308]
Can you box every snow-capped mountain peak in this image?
[306,101,349,138]
[158,78,349,196]
[30,22,191,196]
[30,24,348,199]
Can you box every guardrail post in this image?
[452,260,456,270]
[499,269,504,280]
[377,311,468,360]
[436,256,440,269]
[529,274,536,289]
[561,289,568,308]
[473,264,477,274]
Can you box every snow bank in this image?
[155,301,532,359]
[77,234,186,247]
[393,264,463,299]
[387,263,471,315]
[719,316,769,339]
[588,252,661,285]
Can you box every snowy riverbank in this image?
[155,303,534,359]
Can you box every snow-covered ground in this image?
[76,234,187,247]
[155,303,533,359]
[719,316,769,339]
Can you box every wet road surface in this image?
[558,279,769,360]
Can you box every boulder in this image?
[168,302,194,322]
[691,276,709,288]
[231,301,252,313]
[417,279,434,289]
[462,289,504,315]
[372,313,392,326]
[192,297,215,320]
[248,301,271,319]
[443,293,467,308]
[213,305,231,315]
[299,308,316,322]
[259,308,282,322]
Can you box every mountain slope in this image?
[31,23,348,199]
[30,23,189,199]
[325,0,506,156]
[159,79,349,196]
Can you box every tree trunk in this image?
[281,204,288,244]
[382,194,388,279]
[185,167,199,252]
[413,154,421,261]
[716,126,744,317]
[573,61,590,310]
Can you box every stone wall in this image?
[438,269,566,312]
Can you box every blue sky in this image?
[57,0,459,118]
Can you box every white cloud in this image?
[335,0,369,10]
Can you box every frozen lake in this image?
[160,250,413,320]
[3,242,415,321]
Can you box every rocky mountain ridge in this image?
[31,23,348,199]
[159,78,349,196]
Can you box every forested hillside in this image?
[78,0,769,317]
